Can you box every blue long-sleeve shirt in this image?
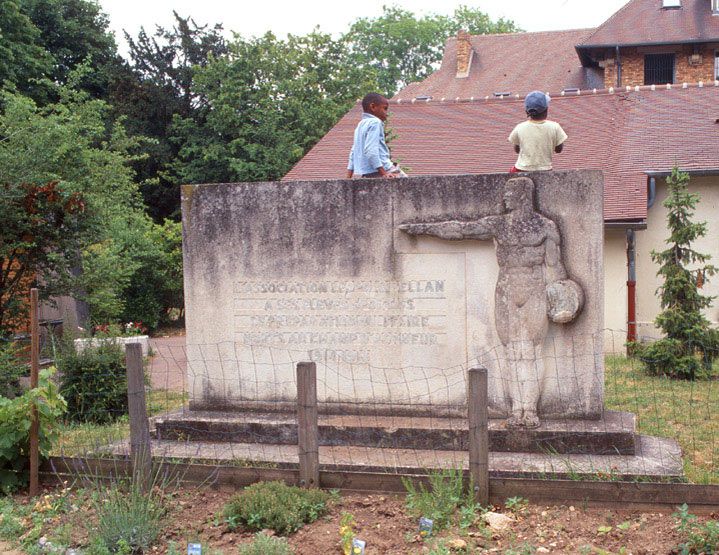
[347,113,393,175]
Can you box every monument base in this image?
[156,410,641,457]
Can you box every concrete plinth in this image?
[155,410,638,456]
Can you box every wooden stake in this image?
[29,288,40,497]
[126,342,152,492]
[468,367,489,506]
[297,362,319,488]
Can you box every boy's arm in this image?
[508,125,520,153]
[364,121,392,176]
[347,145,354,178]
[554,123,568,154]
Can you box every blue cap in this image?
[525,91,550,114]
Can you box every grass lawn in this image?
[52,389,187,457]
[605,355,718,484]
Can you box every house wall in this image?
[603,230,629,351]
[603,44,719,88]
[634,175,719,339]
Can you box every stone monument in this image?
[181,171,604,422]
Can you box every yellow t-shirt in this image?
[508,119,568,171]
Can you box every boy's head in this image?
[362,92,389,121]
[524,91,550,120]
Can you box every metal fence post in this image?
[297,361,319,488]
[468,367,489,505]
[126,342,152,492]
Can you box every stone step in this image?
[105,434,682,481]
[154,409,637,455]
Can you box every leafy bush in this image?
[402,468,482,531]
[634,337,719,380]
[223,481,332,535]
[0,342,26,399]
[90,483,165,554]
[57,342,127,423]
[674,503,719,554]
[238,532,295,555]
[0,367,66,493]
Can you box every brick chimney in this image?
[456,30,473,78]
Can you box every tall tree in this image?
[0,0,52,99]
[635,167,719,379]
[167,30,377,186]
[109,12,227,221]
[345,5,520,96]
[20,0,122,99]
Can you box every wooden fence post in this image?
[126,342,152,492]
[297,361,319,488]
[468,367,489,506]
[29,288,40,497]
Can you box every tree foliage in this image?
[345,5,520,96]
[0,0,52,99]
[110,12,228,221]
[168,30,377,186]
[634,168,719,379]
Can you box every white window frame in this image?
[713,0,719,14]
[662,0,681,7]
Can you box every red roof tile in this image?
[579,0,719,47]
[283,85,719,222]
[395,29,600,102]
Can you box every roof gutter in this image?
[578,38,719,50]
[604,220,647,230]
[644,169,719,178]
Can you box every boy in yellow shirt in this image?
[508,91,567,172]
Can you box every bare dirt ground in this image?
[10,485,717,554]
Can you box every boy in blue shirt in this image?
[347,93,397,179]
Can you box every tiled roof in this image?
[579,0,719,47]
[395,29,601,102]
[283,84,719,222]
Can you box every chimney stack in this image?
[456,30,473,78]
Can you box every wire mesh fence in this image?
[31,328,716,488]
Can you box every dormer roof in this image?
[578,0,719,48]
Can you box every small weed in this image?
[238,532,294,555]
[223,481,332,535]
[402,467,482,532]
[504,541,537,555]
[673,503,719,554]
[339,512,356,555]
[505,496,529,514]
[90,483,165,553]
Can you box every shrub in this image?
[57,342,127,423]
[402,467,482,531]
[632,167,719,380]
[223,481,332,535]
[674,503,719,555]
[90,483,165,554]
[238,532,295,555]
[0,367,66,493]
[0,342,26,399]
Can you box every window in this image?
[662,0,681,7]
[714,0,719,14]
[715,51,719,80]
[644,53,675,85]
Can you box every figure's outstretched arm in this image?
[399,217,499,241]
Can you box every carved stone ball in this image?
[546,279,584,323]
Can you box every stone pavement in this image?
[149,335,186,392]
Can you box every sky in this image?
[98,0,630,55]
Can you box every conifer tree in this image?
[636,167,719,379]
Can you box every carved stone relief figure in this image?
[400,176,584,428]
